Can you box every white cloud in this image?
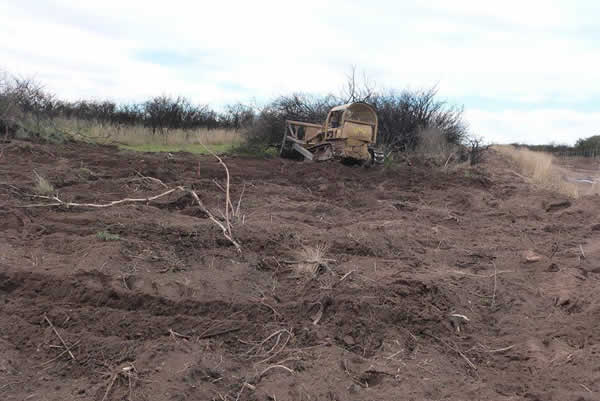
[1,0,599,144]
[467,109,600,145]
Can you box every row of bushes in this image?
[1,70,474,156]
[512,135,600,158]
[241,88,469,154]
[0,74,243,135]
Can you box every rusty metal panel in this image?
[342,121,373,142]
[304,126,320,142]
[344,138,370,160]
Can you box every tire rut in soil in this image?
[0,269,452,358]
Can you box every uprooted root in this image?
[244,329,294,365]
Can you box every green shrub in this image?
[96,231,120,241]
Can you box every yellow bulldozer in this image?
[280,102,384,164]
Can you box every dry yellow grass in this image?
[53,118,244,146]
[33,170,54,195]
[494,145,578,198]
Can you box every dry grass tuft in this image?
[295,243,332,276]
[494,145,578,198]
[33,171,54,195]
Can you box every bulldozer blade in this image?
[292,143,314,161]
[312,145,333,161]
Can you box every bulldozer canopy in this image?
[329,102,377,125]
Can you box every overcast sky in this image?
[1,0,599,144]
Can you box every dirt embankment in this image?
[2,140,600,401]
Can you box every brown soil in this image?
[2,140,600,401]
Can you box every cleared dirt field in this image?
[2,140,600,401]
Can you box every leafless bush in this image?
[240,73,469,156]
[372,87,467,155]
[466,136,488,166]
[243,93,337,150]
[1,68,469,156]
[0,69,250,144]
[340,65,376,103]
[0,72,65,142]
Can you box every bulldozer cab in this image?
[325,103,377,142]
[328,110,343,128]
[281,102,383,164]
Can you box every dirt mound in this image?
[2,141,600,400]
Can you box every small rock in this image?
[555,295,570,306]
[348,383,361,394]
[544,200,571,212]
[546,263,559,272]
[522,250,542,263]
[343,335,356,346]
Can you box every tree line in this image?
[1,69,471,153]
[512,135,600,158]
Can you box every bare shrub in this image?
[1,68,470,159]
[340,65,376,103]
[372,87,468,155]
[241,84,469,155]
[243,94,337,150]
[466,136,488,166]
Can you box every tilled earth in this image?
[2,140,600,401]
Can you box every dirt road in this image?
[2,140,600,400]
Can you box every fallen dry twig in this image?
[426,333,476,371]
[23,187,180,208]
[169,328,191,340]
[187,189,241,252]
[199,143,233,231]
[41,339,82,366]
[100,363,140,401]
[44,314,76,362]
[258,364,294,378]
[245,329,293,365]
[197,326,241,340]
[491,261,498,307]
[481,344,516,353]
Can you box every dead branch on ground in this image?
[245,329,293,365]
[18,148,242,252]
[20,185,242,252]
[23,187,181,209]
[425,333,476,371]
[100,363,141,401]
[199,143,234,230]
[41,339,82,366]
[44,314,77,362]
[258,364,294,378]
[491,261,498,307]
